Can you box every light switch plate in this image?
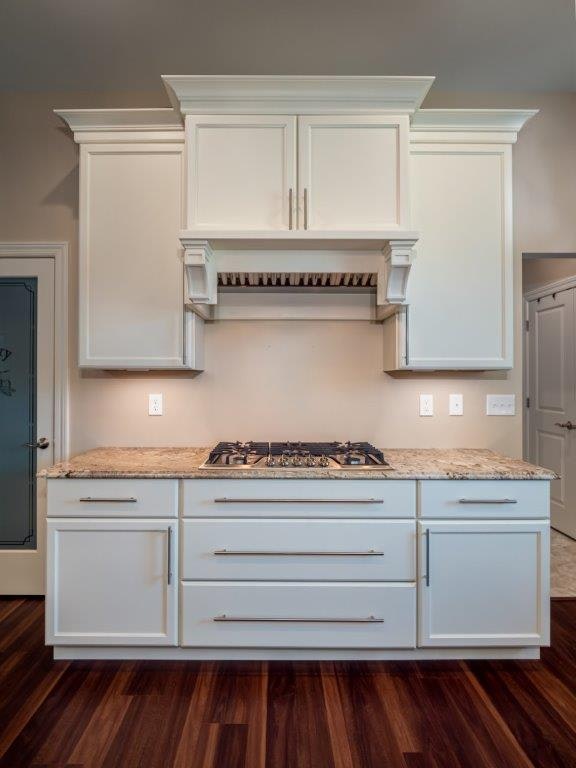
[449,393,464,416]
[419,394,434,417]
[486,394,515,416]
[148,393,163,416]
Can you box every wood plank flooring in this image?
[1,598,575,768]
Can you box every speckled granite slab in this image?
[40,447,556,480]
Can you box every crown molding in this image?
[411,108,538,136]
[162,75,435,116]
[54,108,184,142]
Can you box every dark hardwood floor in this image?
[1,599,575,768]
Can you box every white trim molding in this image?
[0,242,69,461]
[524,273,576,303]
[182,239,218,307]
[377,239,418,315]
[162,75,435,116]
[54,109,184,144]
[410,109,538,145]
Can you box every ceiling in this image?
[0,0,574,95]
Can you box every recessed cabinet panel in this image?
[186,115,297,230]
[418,520,549,647]
[46,519,178,646]
[80,143,189,368]
[298,115,409,231]
[403,144,512,369]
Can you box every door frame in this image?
[0,243,69,462]
[523,272,576,462]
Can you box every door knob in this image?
[555,422,576,431]
[25,437,50,449]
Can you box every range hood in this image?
[181,235,418,321]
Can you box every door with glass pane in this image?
[0,259,55,594]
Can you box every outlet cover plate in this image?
[148,393,163,416]
[486,394,515,416]
[419,394,434,417]
[449,393,464,416]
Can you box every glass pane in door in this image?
[0,278,37,548]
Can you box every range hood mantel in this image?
[181,234,418,321]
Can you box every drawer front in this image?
[182,519,415,581]
[419,480,550,519]
[47,479,178,518]
[181,582,416,648]
[182,479,415,518]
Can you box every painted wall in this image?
[1,90,575,457]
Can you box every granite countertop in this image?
[40,447,557,481]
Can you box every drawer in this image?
[181,519,415,580]
[47,479,178,518]
[419,480,550,519]
[182,479,415,518]
[180,582,416,648]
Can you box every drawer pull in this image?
[213,549,384,556]
[213,498,384,504]
[78,497,138,503]
[458,498,517,505]
[213,614,384,623]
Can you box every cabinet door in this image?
[298,115,409,231]
[418,520,549,647]
[406,143,513,369]
[186,115,296,230]
[80,143,191,369]
[46,519,177,645]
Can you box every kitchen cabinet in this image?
[185,114,408,232]
[383,141,513,370]
[79,140,203,369]
[418,520,549,647]
[46,518,178,646]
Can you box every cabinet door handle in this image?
[213,549,384,556]
[424,528,430,587]
[555,421,576,430]
[303,188,309,229]
[213,615,384,623]
[213,498,384,504]
[288,188,293,230]
[79,497,138,503]
[458,498,517,504]
[167,526,172,585]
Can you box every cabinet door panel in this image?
[80,143,186,368]
[298,115,409,230]
[186,115,296,230]
[406,144,512,369]
[418,521,549,647]
[46,519,177,645]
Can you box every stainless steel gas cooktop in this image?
[200,441,389,470]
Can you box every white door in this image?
[528,290,576,538]
[186,115,297,231]
[46,519,178,645]
[0,257,56,594]
[418,520,550,647]
[298,115,409,231]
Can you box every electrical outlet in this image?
[449,393,464,416]
[486,394,515,416]
[148,393,163,416]
[419,394,434,417]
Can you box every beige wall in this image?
[1,90,575,458]
[523,258,576,293]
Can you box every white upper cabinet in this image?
[185,114,409,233]
[186,115,297,231]
[80,142,194,368]
[298,115,409,231]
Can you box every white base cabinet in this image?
[46,519,178,646]
[418,520,550,647]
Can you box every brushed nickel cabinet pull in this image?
[303,188,309,229]
[213,549,384,556]
[424,528,430,587]
[213,498,384,504]
[458,498,517,504]
[79,497,138,503]
[167,526,172,586]
[288,187,293,230]
[213,615,384,623]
